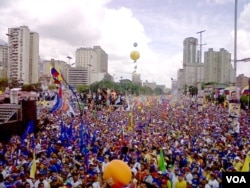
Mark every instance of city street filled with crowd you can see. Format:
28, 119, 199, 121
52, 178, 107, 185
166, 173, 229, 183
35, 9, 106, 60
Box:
0, 91, 249, 188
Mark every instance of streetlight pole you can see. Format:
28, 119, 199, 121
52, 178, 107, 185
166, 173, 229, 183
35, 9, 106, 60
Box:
120, 76, 123, 93
196, 30, 206, 64
112, 74, 115, 90
196, 30, 206, 91
66, 56, 72, 65
234, 0, 238, 84
87, 64, 92, 92
232, 57, 250, 87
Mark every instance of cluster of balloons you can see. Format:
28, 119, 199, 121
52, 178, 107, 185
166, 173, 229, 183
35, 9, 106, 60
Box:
130, 42, 140, 75
103, 160, 132, 188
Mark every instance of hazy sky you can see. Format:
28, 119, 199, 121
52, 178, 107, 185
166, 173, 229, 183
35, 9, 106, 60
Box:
0, 0, 249, 87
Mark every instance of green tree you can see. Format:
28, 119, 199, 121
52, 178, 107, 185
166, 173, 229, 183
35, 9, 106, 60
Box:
48, 84, 56, 90
0, 78, 8, 91
241, 95, 250, 109
217, 94, 226, 104
21, 84, 33, 92
189, 86, 198, 96
76, 85, 89, 93
140, 86, 153, 95
154, 87, 164, 95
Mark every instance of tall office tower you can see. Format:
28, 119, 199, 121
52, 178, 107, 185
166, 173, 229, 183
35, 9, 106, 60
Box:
7, 26, 39, 84
0, 44, 8, 79
75, 46, 108, 84
29, 32, 39, 84
75, 46, 108, 72
177, 69, 184, 93
183, 37, 198, 65
182, 37, 204, 87
93, 46, 108, 73
204, 48, 233, 84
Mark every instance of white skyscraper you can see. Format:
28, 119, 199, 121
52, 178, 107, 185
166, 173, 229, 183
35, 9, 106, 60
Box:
7, 26, 39, 85
182, 37, 204, 88
204, 48, 233, 84
183, 37, 198, 65
29, 32, 39, 84
75, 46, 108, 84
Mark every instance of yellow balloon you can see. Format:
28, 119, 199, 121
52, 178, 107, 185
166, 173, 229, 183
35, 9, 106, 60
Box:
130, 50, 140, 62
103, 160, 132, 185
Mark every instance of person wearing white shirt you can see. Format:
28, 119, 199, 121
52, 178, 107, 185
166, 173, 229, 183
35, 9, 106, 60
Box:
34, 174, 50, 188
233, 120, 240, 138
0, 163, 7, 180
20, 174, 34, 188
208, 174, 219, 188
69, 173, 82, 188
143, 169, 153, 185
185, 170, 193, 185
171, 173, 179, 188
132, 161, 141, 172
92, 176, 101, 188
0, 173, 6, 188
201, 177, 211, 188
101, 157, 110, 173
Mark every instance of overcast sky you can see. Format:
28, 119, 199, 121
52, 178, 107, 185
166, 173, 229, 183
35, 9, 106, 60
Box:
0, 0, 249, 87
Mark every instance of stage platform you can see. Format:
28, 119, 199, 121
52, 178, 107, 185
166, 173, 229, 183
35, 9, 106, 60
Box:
0, 104, 21, 124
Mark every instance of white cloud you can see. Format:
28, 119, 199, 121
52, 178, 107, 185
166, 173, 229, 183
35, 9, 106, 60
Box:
0, 0, 249, 88
204, 0, 234, 5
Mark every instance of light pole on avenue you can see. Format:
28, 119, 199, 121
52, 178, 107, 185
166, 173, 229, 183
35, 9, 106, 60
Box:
234, 0, 238, 84
196, 30, 206, 64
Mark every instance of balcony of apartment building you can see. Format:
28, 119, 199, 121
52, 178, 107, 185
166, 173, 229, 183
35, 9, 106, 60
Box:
11, 55, 18, 59
11, 64, 18, 69
11, 72, 18, 77
11, 39, 18, 43
11, 68, 18, 73
12, 49, 18, 53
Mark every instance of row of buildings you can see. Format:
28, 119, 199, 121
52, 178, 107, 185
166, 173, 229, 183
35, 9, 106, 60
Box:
1, 26, 248, 94
172, 37, 249, 94
0, 25, 153, 90
0, 26, 111, 87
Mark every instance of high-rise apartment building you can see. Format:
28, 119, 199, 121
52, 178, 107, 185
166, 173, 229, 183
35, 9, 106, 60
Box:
182, 37, 204, 88
177, 69, 184, 92
93, 46, 108, 73
0, 44, 8, 79
7, 26, 39, 84
29, 32, 39, 84
75, 46, 108, 85
183, 37, 198, 65
75, 46, 108, 72
204, 48, 233, 84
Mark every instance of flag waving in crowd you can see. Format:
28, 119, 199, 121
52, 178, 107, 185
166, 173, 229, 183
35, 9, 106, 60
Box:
51, 66, 63, 84
49, 84, 62, 113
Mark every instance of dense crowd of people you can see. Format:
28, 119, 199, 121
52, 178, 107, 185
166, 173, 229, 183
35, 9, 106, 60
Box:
0, 92, 249, 188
